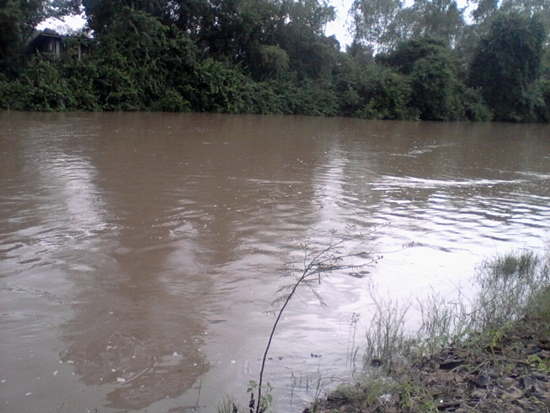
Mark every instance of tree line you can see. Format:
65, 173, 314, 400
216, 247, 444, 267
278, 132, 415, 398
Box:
0, 0, 549, 122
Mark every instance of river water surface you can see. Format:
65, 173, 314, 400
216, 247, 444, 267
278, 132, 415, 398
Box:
1, 112, 550, 413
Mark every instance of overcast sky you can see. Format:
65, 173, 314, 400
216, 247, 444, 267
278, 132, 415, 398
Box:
325, 0, 355, 47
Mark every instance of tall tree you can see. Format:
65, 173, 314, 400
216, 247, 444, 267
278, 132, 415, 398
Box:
275, 0, 337, 77
464, 0, 550, 61
407, 0, 464, 47
351, 0, 464, 53
350, 0, 403, 53
88, 7, 198, 110
377, 37, 466, 120
469, 12, 547, 121
81, 0, 170, 33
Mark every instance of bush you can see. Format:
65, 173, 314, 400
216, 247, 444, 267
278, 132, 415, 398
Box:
361, 67, 414, 120
0, 60, 76, 111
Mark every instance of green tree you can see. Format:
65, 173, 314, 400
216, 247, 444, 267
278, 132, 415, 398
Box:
251, 44, 289, 80
377, 37, 469, 120
81, 0, 170, 33
363, 66, 413, 119
351, 0, 465, 53
274, 0, 338, 78
469, 12, 547, 121
407, 0, 464, 47
350, 0, 403, 53
88, 7, 197, 110
193, 0, 280, 72
470, 0, 498, 23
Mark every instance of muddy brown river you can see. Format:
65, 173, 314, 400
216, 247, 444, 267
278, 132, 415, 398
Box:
1, 112, 550, 413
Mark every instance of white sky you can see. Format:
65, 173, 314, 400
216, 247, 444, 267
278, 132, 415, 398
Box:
37, 14, 87, 34
325, 0, 356, 47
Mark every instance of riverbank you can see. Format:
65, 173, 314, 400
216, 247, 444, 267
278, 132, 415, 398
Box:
313, 250, 550, 413
314, 316, 550, 412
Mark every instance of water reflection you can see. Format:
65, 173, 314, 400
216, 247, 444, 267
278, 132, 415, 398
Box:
1, 113, 550, 413
57, 120, 212, 410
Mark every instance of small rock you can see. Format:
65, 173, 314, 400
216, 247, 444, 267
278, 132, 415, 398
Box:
339, 405, 359, 413
471, 390, 486, 399
472, 371, 490, 387
501, 386, 523, 401
500, 377, 517, 387
327, 389, 349, 403
439, 358, 463, 370
531, 371, 547, 380
521, 375, 538, 391
538, 338, 550, 350
379, 393, 393, 404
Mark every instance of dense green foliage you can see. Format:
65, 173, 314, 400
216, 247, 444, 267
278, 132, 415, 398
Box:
0, 0, 77, 72
0, 0, 549, 121
469, 12, 547, 121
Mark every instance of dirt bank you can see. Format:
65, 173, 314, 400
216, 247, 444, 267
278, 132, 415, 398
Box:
313, 318, 550, 413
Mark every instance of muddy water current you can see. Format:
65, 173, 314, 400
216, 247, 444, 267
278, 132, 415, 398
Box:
1, 112, 550, 413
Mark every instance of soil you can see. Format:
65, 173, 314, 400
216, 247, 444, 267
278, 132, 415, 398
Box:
312, 320, 550, 413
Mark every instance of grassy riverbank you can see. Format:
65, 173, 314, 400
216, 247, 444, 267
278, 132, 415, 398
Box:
217, 246, 550, 413
314, 249, 550, 413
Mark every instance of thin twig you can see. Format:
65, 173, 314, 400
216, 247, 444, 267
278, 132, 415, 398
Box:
255, 229, 377, 413
196, 357, 205, 410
